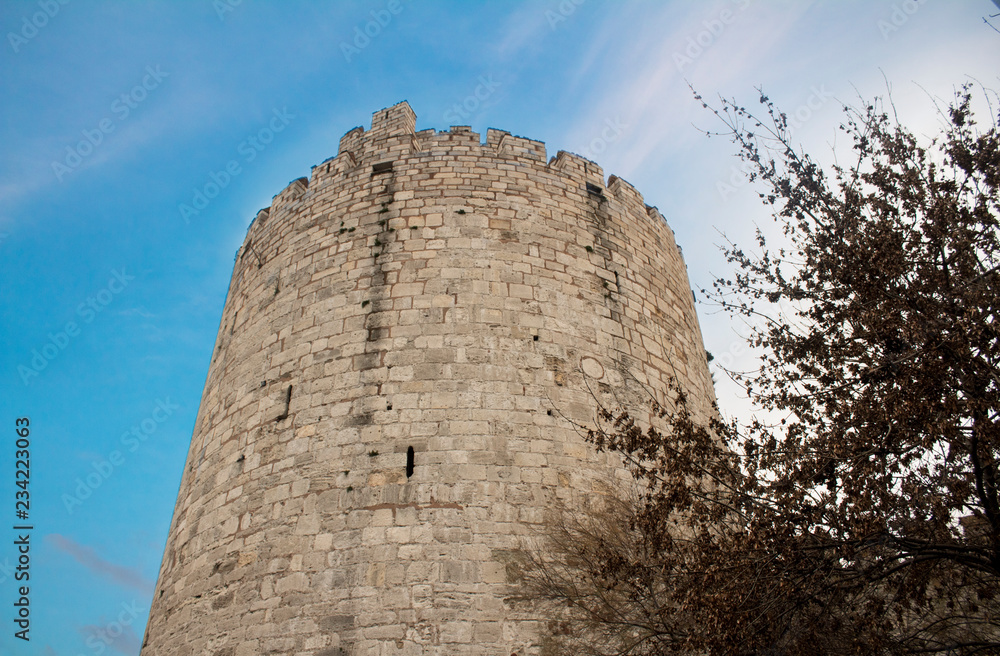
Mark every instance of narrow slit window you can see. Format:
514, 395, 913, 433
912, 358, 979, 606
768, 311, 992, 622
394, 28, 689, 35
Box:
586, 182, 604, 196
276, 384, 292, 422
406, 446, 414, 478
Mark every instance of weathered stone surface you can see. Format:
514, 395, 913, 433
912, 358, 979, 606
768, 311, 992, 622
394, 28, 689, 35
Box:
142, 101, 714, 655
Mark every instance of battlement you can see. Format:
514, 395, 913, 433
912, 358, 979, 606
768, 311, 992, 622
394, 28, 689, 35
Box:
338, 126, 365, 157
550, 150, 605, 186
275, 102, 686, 272
316, 101, 663, 214
371, 100, 416, 136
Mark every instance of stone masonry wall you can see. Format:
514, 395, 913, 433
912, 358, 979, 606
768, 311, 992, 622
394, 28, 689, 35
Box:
141, 101, 715, 656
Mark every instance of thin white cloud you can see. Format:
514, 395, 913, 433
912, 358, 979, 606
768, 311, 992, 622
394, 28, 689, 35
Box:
495, 1, 551, 58
47, 534, 154, 595
119, 307, 155, 319
560, 2, 815, 182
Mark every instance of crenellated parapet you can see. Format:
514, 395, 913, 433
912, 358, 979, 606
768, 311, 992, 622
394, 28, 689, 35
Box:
265, 101, 676, 258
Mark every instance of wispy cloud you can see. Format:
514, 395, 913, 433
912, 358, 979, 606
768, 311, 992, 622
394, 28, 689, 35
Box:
556, 2, 816, 180
0, 169, 51, 206
495, 2, 550, 58
47, 534, 154, 595
119, 307, 155, 319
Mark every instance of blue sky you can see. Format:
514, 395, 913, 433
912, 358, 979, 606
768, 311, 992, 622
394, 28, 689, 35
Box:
0, 1, 996, 654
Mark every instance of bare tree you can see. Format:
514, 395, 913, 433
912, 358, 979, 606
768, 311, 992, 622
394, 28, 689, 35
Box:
521, 85, 1000, 655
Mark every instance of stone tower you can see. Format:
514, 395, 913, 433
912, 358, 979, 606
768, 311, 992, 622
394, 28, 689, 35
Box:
141, 101, 714, 655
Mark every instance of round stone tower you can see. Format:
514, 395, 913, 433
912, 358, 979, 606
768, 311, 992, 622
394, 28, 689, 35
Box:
142, 101, 714, 655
